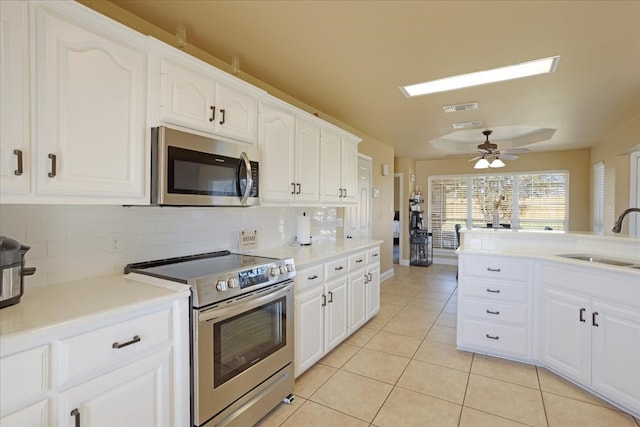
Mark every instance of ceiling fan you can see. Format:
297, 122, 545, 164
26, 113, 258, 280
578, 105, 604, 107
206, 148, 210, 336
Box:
467, 130, 529, 169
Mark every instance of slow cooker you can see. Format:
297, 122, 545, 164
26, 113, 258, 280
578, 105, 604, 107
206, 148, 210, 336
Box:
0, 236, 36, 309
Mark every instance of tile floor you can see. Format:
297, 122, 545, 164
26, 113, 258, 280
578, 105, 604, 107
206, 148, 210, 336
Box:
257, 264, 640, 427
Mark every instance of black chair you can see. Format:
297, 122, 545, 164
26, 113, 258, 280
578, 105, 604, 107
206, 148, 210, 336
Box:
455, 224, 461, 280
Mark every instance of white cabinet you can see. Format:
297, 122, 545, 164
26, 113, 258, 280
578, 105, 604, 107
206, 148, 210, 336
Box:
30, 1, 149, 204
457, 254, 533, 359
59, 349, 171, 427
258, 98, 321, 204
0, 1, 30, 196
294, 245, 380, 377
154, 40, 263, 144
320, 128, 359, 204
539, 261, 640, 415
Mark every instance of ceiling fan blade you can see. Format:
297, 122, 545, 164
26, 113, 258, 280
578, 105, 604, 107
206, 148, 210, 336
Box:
445, 153, 477, 158
500, 148, 530, 154
467, 156, 482, 162
500, 154, 519, 160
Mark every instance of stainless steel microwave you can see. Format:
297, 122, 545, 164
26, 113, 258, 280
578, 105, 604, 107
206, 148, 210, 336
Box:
151, 127, 259, 207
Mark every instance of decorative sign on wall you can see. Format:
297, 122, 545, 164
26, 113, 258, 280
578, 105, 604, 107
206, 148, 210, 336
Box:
239, 230, 258, 250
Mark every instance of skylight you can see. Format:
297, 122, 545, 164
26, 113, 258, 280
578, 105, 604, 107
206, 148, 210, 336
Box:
400, 55, 560, 97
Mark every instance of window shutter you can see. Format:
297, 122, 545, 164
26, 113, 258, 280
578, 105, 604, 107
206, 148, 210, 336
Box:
593, 162, 605, 232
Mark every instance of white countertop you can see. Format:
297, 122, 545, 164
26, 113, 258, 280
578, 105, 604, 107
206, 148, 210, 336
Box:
0, 274, 190, 350
243, 238, 383, 269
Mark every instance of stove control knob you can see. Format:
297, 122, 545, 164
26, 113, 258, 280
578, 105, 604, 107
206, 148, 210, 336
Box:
227, 277, 239, 288
279, 265, 285, 274
286, 264, 295, 273
270, 267, 280, 277
216, 280, 228, 292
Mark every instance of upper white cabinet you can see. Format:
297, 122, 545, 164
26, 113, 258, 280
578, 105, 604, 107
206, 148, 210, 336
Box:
0, 1, 30, 197
32, 1, 149, 203
152, 39, 264, 144
320, 128, 359, 204
258, 97, 321, 204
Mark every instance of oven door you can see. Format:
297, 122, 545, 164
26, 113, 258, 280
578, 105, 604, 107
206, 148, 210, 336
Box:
194, 281, 293, 426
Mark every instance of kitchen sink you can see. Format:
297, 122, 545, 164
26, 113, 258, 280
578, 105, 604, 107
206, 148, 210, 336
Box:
556, 254, 635, 267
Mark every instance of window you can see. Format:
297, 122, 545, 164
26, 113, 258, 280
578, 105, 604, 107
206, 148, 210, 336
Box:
429, 171, 569, 250
593, 162, 604, 232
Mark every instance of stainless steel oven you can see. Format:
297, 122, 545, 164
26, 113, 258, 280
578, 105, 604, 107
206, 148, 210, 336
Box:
125, 251, 295, 427
151, 126, 259, 207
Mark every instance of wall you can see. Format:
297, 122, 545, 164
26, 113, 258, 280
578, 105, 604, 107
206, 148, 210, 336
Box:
590, 113, 640, 234
0, 205, 339, 288
79, 0, 396, 276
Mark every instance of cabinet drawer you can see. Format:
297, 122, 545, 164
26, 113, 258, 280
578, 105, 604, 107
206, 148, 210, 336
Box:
59, 308, 172, 384
0, 346, 49, 414
325, 258, 348, 281
461, 299, 528, 325
348, 252, 367, 270
459, 319, 529, 358
462, 279, 528, 303
295, 264, 324, 291
462, 256, 530, 282
366, 247, 380, 264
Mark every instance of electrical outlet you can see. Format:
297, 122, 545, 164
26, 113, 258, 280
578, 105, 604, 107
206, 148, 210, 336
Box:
109, 232, 122, 253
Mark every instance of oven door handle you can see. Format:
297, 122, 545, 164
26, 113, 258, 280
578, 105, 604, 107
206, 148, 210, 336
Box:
239, 151, 253, 205
199, 283, 292, 323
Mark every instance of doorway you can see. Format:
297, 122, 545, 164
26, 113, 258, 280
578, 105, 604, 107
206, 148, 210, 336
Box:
345, 155, 372, 239
393, 173, 403, 264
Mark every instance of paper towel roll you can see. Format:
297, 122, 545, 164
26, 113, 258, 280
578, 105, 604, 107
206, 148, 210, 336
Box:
297, 214, 311, 245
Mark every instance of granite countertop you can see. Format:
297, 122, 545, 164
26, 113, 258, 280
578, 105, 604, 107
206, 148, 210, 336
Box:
243, 238, 383, 269
0, 274, 190, 350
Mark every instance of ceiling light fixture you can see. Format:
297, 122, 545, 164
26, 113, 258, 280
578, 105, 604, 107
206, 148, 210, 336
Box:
490, 158, 505, 168
474, 156, 506, 169
400, 55, 560, 97
473, 158, 490, 169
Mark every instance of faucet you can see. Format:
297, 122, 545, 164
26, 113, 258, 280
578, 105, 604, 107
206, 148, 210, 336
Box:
611, 208, 640, 233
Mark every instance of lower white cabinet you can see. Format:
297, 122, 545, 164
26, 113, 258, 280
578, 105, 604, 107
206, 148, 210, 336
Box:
59, 349, 171, 427
539, 262, 640, 416
1, 400, 49, 427
294, 244, 380, 377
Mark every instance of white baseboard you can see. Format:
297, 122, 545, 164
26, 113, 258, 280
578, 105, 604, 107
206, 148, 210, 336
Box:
400, 258, 410, 266
380, 268, 394, 282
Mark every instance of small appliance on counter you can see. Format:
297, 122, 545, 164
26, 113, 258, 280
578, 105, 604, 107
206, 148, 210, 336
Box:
0, 236, 36, 309
296, 212, 312, 245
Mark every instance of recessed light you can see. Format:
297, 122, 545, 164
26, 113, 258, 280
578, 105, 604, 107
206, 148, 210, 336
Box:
400, 55, 560, 97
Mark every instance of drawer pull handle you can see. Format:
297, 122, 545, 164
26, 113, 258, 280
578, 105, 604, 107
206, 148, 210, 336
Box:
296, 183, 301, 194
487, 267, 501, 272
328, 291, 333, 303
486, 309, 500, 315
219, 108, 226, 125
13, 149, 23, 175
368, 272, 372, 281
291, 182, 296, 195
334, 266, 344, 271
308, 274, 318, 280
486, 288, 501, 293
322, 294, 327, 307
209, 106, 216, 122
70, 408, 80, 427
356, 259, 364, 263
48, 153, 57, 178
579, 308, 586, 322
372, 253, 379, 257
592, 311, 599, 327
485, 334, 500, 340
112, 335, 141, 349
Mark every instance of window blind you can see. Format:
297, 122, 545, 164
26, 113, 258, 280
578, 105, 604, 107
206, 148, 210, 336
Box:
593, 162, 604, 232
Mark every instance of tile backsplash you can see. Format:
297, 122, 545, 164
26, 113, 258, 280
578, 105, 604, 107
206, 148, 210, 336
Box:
0, 204, 340, 287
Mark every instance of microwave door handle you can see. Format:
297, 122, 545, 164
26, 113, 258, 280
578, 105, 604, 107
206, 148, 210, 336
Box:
239, 151, 253, 205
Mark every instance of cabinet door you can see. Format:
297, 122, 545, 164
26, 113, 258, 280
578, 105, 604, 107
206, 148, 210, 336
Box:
59, 349, 171, 427
294, 117, 321, 203
258, 104, 295, 202
591, 301, 640, 414
34, 5, 148, 202
325, 277, 349, 352
348, 270, 367, 334
0, 1, 30, 197
1, 400, 49, 427
214, 82, 258, 143
540, 288, 591, 384
294, 285, 325, 377
319, 128, 342, 203
340, 137, 359, 203
160, 59, 216, 133
365, 263, 381, 320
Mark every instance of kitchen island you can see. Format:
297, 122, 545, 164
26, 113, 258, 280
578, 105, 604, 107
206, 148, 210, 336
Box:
457, 229, 640, 418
